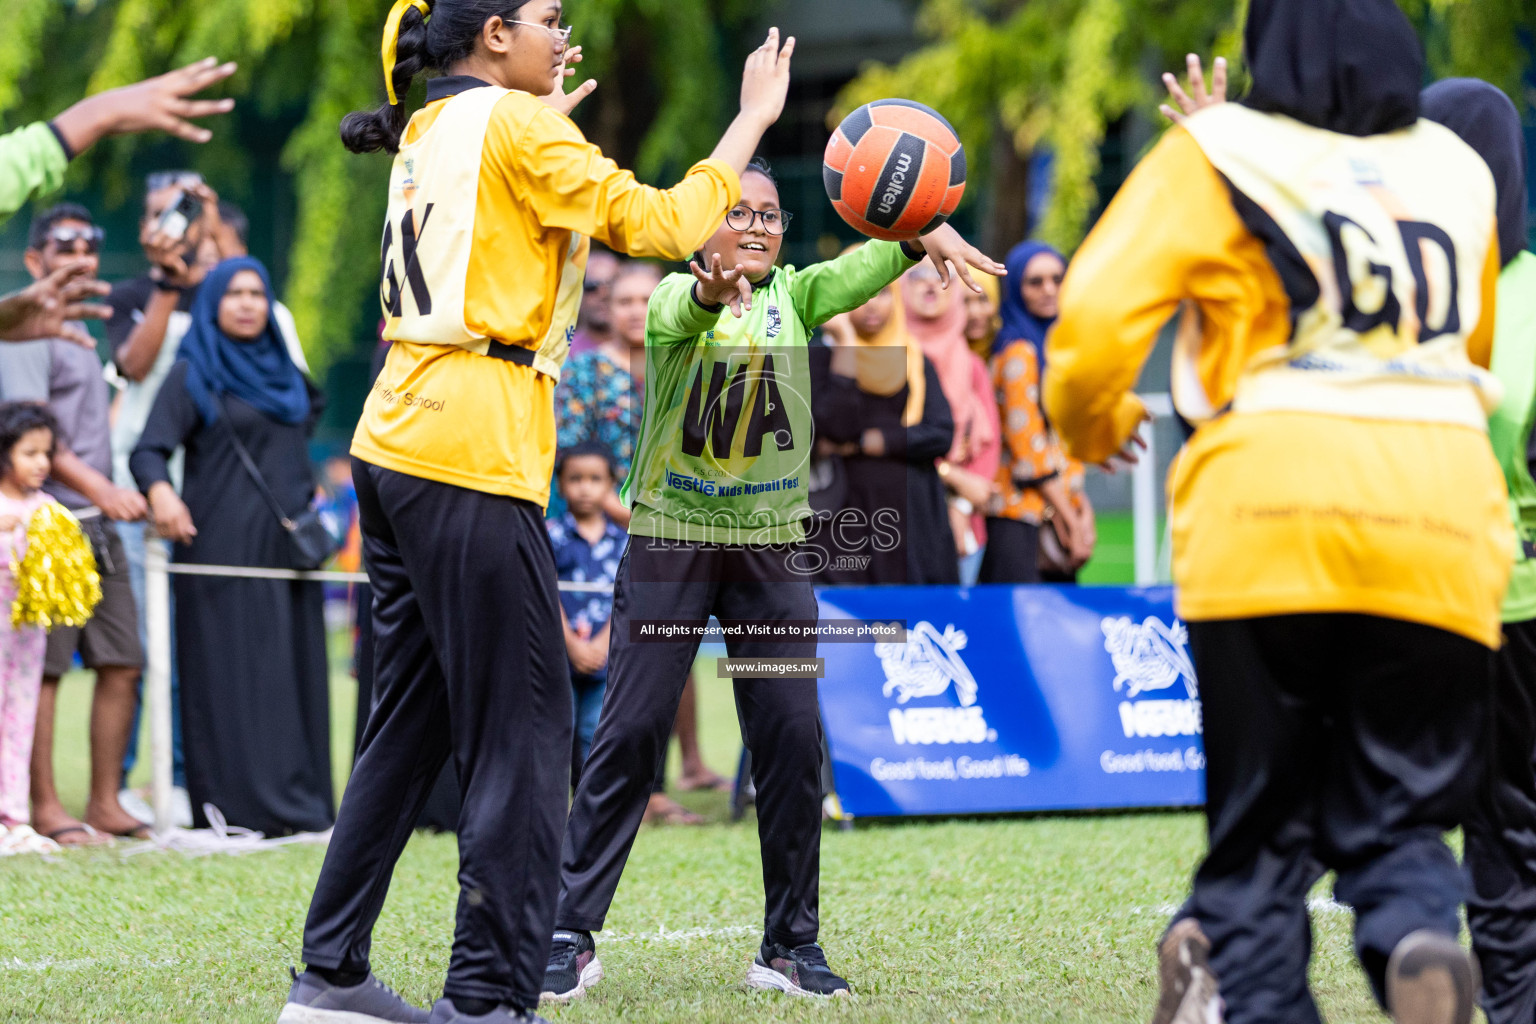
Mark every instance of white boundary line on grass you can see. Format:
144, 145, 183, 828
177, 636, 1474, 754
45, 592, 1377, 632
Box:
590, 925, 760, 944
0, 928, 761, 972
1144, 898, 1350, 917
2, 956, 181, 972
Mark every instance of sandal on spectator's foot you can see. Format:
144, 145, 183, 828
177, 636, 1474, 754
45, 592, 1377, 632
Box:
0, 825, 63, 855
91, 821, 152, 840
43, 823, 111, 847
642, 795, 705, 826
676, 771, 732, 792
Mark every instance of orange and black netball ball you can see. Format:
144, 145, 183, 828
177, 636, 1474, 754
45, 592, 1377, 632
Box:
823, 99, 966, 242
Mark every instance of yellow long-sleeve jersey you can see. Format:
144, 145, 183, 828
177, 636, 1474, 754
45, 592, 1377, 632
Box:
352, 76, 740, 505
1046, 108, 1511, 647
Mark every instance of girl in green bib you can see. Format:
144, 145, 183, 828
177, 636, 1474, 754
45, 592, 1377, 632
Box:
542, 156, 1001, 1001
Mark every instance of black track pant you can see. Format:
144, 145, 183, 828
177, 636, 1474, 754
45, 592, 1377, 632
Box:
556, 539, 823, 947
302, 459, 571, 1009
1465, 617, 1536, 1024
1186, 614, 1492, 1024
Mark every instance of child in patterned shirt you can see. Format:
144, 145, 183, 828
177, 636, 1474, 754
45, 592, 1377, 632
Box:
546, 441, 626, 779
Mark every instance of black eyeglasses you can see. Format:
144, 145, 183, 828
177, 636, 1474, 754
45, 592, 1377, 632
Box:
725, 206, 792, 236
47, 226, 104, 253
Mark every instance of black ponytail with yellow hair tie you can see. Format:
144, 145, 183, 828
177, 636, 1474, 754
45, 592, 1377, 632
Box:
340, 0, 537, 155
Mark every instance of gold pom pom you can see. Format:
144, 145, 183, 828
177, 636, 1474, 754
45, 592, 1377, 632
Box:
11, 503, 102, 630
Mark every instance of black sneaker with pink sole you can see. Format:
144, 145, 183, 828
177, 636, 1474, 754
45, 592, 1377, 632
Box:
539, 930, 603, 1004
745, 941, 851, 998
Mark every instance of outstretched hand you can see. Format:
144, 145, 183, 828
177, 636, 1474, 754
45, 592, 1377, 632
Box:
542, 46, 597, 117
0, 263, 111, 348
689, 253, 754, 318
52, 57, 237, 154
908, 223, 1005, 295
1161, 54, 1227, 125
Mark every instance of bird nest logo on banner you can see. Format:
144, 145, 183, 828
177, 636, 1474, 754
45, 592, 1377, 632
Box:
1100, 616, 1202, 741
874, 622, 996, 746
816, 584, 1204, 816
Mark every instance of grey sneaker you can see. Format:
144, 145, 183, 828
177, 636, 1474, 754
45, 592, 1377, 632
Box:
1385, 930, 1480, 1024
1150, 917, 1222, 1024
426, 999, 550, 1023
277, 969, 430, 1024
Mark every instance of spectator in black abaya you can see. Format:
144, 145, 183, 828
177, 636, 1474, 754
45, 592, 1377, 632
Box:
131, 256, 332, 836
813, 276, 956, 585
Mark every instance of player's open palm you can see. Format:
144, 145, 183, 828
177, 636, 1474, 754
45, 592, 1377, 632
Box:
914, 223, 1006, 295
542, 46, 597, 116
739, 27, 795, 128
690, 253, 754, 318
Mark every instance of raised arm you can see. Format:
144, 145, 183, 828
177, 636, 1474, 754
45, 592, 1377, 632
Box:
0, 124, 68, 223
512, 31, 794, 261
1046, 129, 1244, 463
789, 241, 918, 329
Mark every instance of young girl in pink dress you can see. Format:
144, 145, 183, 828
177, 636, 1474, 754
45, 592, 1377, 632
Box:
0, 402, 64, 855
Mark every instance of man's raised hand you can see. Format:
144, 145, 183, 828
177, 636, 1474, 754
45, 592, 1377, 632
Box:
0, 263, 111, 348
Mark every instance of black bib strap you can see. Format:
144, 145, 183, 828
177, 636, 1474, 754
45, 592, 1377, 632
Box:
485, 340, 537, 368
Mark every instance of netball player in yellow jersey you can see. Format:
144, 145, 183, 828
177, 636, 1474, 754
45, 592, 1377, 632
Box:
277, 4, 794, 1023
1046, 2, 1507, 1024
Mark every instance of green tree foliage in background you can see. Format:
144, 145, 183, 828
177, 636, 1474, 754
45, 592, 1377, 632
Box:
0, 0, 765, 372
839, 0, 1535, 255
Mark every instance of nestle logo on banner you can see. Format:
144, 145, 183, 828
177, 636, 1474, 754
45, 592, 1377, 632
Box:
1101, 616, 1202, 739
876, 622, 997, 745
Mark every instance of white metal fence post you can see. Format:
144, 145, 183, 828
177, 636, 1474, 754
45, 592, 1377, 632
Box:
144, 533, 174, 835
1131, 394, 1175, 586
1131, 422, 1159, 586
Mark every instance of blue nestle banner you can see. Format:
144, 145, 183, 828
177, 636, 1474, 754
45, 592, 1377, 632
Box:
815, 585, 1205, 817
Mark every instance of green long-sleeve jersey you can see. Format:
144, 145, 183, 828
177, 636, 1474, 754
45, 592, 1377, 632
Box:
621, 239, 919, 545
0, 122, 67, 225
1489, 251, 1536, 622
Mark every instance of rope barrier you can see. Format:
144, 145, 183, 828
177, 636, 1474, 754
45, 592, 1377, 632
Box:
134, 391, 1174, 836
140, 542, 613, 834
160, 562, 611, 592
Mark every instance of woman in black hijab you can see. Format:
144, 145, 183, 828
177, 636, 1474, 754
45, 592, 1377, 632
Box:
1242, 0, 1422, 136
1047, 2, 1506, 1023
1423, 77, 1536, 1024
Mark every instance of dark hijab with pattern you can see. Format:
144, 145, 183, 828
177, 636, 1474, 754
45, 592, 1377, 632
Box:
1241, 0, 1423, 137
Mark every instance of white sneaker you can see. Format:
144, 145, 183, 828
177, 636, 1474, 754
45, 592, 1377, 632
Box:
171, 786, 193, 828
115, 786, 194, 828
117, 788, 154, 824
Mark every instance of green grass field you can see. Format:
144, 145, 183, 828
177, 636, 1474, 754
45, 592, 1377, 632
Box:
0, 621, 1427, 1024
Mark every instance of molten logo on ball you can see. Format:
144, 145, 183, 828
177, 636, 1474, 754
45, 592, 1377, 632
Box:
877, 152, 913, 216
824, 98, 966, 242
